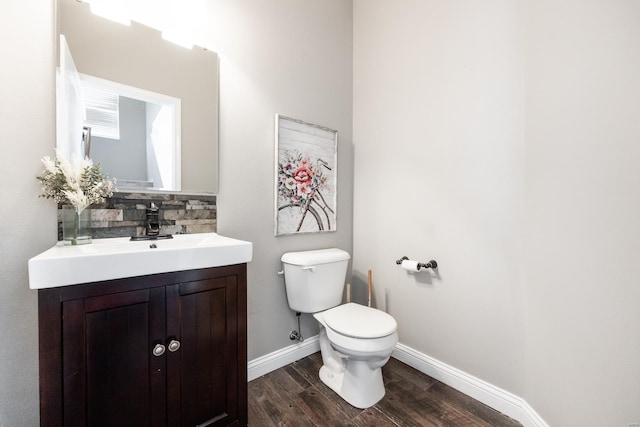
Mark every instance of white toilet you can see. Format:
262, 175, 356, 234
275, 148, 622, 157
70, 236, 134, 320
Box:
281, 248, 398, 409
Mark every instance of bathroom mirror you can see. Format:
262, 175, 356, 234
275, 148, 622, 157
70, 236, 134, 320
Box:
57, 0, 219, 194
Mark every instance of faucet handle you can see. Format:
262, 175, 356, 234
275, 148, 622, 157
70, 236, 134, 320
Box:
146, 203, 160, 236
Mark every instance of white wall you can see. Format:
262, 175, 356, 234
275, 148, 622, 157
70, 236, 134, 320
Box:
354, 0, 640, 425
207, 0, 354, 359
353, 0, 525, 394
523, 0, 640, 425
0, 1, 57, 425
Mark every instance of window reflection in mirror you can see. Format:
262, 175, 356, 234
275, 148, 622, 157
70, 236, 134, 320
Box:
80, 75, 181, 191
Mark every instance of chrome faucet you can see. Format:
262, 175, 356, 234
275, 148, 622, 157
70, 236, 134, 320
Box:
146, 202, 160, 236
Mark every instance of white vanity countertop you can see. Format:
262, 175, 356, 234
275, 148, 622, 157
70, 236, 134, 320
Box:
28, 233, 253, 289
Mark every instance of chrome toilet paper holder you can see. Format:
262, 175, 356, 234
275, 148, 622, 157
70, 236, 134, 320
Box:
395, 256, 438, 270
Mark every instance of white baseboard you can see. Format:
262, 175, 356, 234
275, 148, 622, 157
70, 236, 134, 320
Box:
520, 400, 550, 427
247, 335, 320, 381
247, 339, 548, 427
392, 343, 548, 427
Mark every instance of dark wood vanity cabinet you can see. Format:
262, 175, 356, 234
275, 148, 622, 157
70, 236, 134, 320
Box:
38, 264, 247, 427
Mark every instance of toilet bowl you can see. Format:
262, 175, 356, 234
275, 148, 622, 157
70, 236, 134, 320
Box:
313, 303, 398, 409
281, 248, 399, 408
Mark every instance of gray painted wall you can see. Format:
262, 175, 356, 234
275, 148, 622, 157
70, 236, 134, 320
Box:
208, 0, 354, 360
353, 0, 640, 426
523, 0, 640, 425
353, 0, 525, 397
0, 2, 56, 425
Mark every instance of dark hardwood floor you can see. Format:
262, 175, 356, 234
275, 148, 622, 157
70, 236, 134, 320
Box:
248, 352, 522, 426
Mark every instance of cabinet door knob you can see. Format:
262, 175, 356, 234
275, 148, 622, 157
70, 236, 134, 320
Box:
152, 343, 166, 357
168, 339, 181, 352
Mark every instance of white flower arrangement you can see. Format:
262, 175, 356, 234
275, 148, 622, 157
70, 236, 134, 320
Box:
37, 152, 115, 213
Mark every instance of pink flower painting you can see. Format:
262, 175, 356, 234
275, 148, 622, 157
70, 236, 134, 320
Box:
275, 116, 337, 235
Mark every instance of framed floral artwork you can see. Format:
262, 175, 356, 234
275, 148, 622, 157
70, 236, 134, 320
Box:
275, 115, 338, 235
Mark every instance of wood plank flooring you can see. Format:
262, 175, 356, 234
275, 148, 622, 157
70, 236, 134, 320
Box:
248, 352, 522, 426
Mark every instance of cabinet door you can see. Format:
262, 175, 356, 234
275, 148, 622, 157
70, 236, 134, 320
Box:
167, 275, 239, 426
62, 287, 166, 426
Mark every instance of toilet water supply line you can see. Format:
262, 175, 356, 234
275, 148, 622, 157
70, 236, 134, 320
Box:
277, 266, 305, 342
367, 270, 373, 307
290, 312, 304, 342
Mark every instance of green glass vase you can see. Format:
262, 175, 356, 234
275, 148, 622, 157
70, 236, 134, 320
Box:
61, 205, 92, 245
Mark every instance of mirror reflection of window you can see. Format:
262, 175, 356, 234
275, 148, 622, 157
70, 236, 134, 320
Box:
79, 75, 181, 191
83, 86, 120, 140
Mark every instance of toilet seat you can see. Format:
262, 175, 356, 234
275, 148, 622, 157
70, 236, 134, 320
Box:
323, 303, 397, 339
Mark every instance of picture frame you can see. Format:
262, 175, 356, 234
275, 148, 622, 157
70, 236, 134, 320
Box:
274, 115, 338, 236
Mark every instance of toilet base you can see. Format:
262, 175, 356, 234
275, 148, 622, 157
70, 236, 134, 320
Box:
318, 357, 386, 409
313, 309, 397, 409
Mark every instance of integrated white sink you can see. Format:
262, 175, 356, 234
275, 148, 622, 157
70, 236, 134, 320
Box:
28, 233, 253, 289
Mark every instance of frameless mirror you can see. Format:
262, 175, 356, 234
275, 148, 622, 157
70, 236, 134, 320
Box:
57, 0, 219, 194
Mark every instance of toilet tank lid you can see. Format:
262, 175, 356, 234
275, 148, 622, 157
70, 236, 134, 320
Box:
281, 248, 350, 265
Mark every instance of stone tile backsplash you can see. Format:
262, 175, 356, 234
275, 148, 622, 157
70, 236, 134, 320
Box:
57, 192, 217, 240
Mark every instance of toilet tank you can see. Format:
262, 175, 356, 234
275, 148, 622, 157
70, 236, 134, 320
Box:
281, 248, 350, 313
